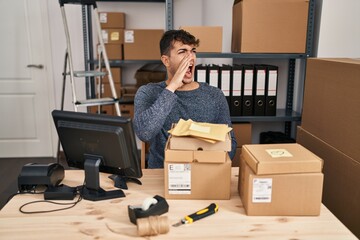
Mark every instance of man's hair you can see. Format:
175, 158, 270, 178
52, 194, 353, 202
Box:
160, 29, 200, 56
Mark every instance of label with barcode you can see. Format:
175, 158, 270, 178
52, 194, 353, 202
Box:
168, 164, 191, 194
252, 178, 272, 203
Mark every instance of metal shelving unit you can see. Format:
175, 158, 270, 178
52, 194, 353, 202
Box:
82, 0, 315, 136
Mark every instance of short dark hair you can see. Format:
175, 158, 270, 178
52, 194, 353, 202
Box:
160, 29, 200, 56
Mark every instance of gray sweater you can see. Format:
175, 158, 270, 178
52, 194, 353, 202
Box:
133, 81, 237, 168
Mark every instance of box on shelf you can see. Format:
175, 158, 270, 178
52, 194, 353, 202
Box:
101, 29, 124, 44
98, 44, 123, 60
302, 58, 360, 161
135, 63, 166, 87
96, 82, 121, 98
296, 126, 360, 238
99, 12, 125, 29
239, 143, 324, 216
231, 0, 309, 53
180, 26, 223, 52
164, 134, 231, 200
102, 67, 121, 84
123, 29, 164, 60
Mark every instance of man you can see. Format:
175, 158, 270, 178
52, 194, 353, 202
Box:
134, 29, 237, 168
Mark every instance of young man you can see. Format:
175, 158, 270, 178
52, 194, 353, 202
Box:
133, 29, 237, 168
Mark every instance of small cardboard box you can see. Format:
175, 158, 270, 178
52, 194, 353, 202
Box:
231, 0, 309, 53
99, 12, 125, 29
101, 29, 124, 44
239, 144, 324, 216
181, 26, 223, 53
98, 44, 123, 60
123, 29, 164, 60
164, 135, 231, 200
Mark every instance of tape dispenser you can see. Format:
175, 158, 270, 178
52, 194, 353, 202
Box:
128, 195, 169, 224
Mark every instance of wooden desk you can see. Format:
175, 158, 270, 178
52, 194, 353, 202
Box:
0, 168, 356, 240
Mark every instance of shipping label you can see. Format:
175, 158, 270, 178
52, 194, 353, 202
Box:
168, 164, 191, 194
252, 178, 272, 203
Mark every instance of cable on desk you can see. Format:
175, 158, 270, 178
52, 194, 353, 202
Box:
17, 185, 84, 214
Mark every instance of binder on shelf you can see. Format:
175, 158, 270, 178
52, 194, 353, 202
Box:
253, 64, 267, 116
230, 64, 242, 116
195, 64, 208, 83
265, 65, 279, 116
208, 64, 220, 88
242, 64, 254, 116
219, 64, 232, 107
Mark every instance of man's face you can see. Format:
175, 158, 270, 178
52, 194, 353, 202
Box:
167, 41, 197, 84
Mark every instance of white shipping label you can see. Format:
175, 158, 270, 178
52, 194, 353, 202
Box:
252, 178, 272, 203
168, 164, 191, 194
124, 30, 134, 43
101, 30, 109, 43
99, 13, 107, 23
266, 149, 293, 158
221, 70, 230, 96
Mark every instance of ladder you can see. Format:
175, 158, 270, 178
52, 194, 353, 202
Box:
59, 0, 121, 116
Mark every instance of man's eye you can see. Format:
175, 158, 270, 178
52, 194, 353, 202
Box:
192, 50, 197, 53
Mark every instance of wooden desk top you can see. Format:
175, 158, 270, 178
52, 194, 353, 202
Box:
0, 168, 356, 240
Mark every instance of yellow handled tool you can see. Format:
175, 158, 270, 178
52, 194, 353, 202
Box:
172, 203, 219, 227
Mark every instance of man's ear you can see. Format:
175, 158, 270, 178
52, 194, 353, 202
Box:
161, 55, 170, 67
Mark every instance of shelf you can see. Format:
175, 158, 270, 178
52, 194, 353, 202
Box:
230, 109, 301, 123
196, 52, 308, 59
90, 59, 161, 67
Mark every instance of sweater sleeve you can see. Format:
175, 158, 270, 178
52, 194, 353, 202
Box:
133, 85, 177, 142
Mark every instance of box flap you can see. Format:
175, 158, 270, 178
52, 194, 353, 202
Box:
242, 144, 323, 175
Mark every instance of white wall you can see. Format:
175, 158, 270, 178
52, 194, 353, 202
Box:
46, 0, 360, 143
316, 0, 360, 57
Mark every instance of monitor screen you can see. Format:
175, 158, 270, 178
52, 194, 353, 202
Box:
52, 110, 142, 201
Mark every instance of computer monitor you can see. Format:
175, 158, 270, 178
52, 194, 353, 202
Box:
52, 110, 142, 201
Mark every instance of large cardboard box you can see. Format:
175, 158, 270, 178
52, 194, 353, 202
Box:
169, 133, 231, 152
164, 136, 231, 200
231, 0, 309, 53
99, 12, 125, 29
181, 26, 222, 52
239, 144, 324, 216
296, 126, 360, 238
302, 58, 360, 162
123, 29, 164, 60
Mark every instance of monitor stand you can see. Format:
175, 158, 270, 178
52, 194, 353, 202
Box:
109, 174, 142, 190
82, 158, 125, 201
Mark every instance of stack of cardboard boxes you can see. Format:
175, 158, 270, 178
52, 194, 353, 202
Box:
296, 58, 360, 237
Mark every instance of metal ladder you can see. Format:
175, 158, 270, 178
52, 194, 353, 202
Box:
59, 0, 121, 115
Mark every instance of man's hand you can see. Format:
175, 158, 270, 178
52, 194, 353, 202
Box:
166, 54, 192, 92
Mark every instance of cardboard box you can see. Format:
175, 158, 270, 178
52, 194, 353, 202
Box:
101, 29, 124, 44
302, 58, 360, 162
232, 123, 252, 147
96, 82, 121, 98
123, 29, 164, 60
120, 104, 134, 118
231, 0, 309, 53
297, 126, 360, 238
98, 44, 123, 60
181, 26, 222, 52
102, 67, 121, 84
88, 105, 114, 116
239, 144, 324, 216
99, 12, 125, 29
164, 136, 231, 200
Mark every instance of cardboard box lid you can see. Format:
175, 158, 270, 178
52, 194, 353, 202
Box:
242, 144, 323, 175
165, 138, 227, 164
169, 133, 231, 151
